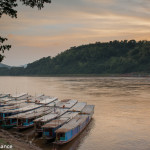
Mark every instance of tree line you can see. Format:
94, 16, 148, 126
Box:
0, 40, 150, 75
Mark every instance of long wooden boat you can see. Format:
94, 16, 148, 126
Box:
0, 97, 13, 103
0, 99, 28, 107
42, 112, 79, 140
2, 109, 37, 129
0, 95, 52, 121
15, 107, 54, 130
41, 102, 87, 140
0, 95, 14, 107
1, 99, 58, 129
54, 105, 95, 145
0, 93, 32, 107
0, 103, 41, 121
11, 98, 58, 130
0, 103, 29, 121
0, 98, 14, 107
34, 108, 68, 134
0, 94, 10, 98
0, 102, 30, 113
33, 99, 78, 134
2, 107, 53, 129
11, 93, 28, 99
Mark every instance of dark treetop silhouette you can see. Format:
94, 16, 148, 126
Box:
0, 0, 51, 62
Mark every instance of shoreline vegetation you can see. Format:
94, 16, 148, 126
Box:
0, 73, 150, 77
0, 40, 150, 76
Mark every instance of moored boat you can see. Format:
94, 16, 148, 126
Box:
11, 93, 28, 99
0, 103, 41, 121
0, 92, 95, 145
0, 97, 13, 103
0, 99, 28, 107
2, 106, 55, 129
54, 105, 94, 145
14, 107, 54, 130
2, 110, 36, 129
0, 94, 10, 98
0, 102, 30, 113
0, 96, 58, 123
34, 108, 68, 134
42, 112, 79, 140
0, 93, 32, 107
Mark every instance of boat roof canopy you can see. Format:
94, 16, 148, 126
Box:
0, 94, 10, 98
42, 112, 78, 128
80, 105, 95, 114
11, 93, 28, 98
55, 115, 89, 133
68, 102, 87, 112
3, 103, 41, 113
36, 97, 58, 104
42, 117, 69, 128
34, 108, 68, 123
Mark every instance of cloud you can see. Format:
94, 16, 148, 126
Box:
1, 0, 150, 65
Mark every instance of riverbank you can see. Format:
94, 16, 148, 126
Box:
0, 129, 41, 150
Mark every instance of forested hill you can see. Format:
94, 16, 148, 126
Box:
0, 40, 150, 76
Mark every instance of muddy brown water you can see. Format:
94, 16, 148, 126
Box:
1, 76, 150, 150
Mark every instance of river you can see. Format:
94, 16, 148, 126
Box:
1, 76, 150, 150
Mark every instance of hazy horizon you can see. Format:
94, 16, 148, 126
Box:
1, 0, 150, 66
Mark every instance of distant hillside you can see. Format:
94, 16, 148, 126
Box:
0, 63, 11, 68
0, 40, 150, 76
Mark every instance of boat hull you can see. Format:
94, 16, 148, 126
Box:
1, 124, 16, 129
14, 124, 34, 130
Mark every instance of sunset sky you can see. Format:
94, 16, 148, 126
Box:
1, 0, 150, 66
